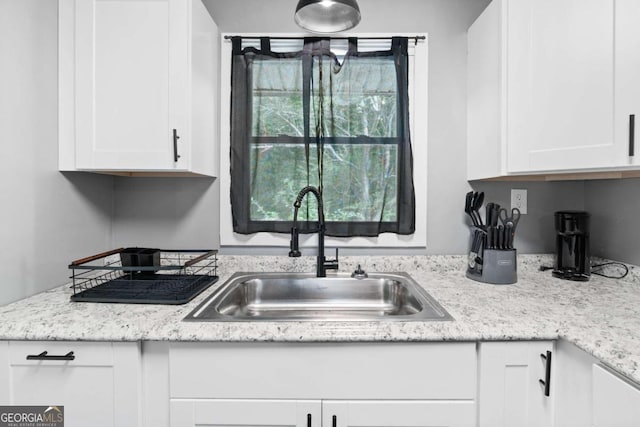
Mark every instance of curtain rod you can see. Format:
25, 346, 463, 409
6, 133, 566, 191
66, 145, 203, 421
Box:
223, 35, 425, 42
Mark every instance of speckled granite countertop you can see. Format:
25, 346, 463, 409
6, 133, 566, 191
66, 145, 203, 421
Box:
0, 255, 639, 384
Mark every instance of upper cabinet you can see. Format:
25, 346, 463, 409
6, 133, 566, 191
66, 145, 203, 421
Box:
59, 0, 219, 177
614, 0, 640, 169
467, 0, 640, 180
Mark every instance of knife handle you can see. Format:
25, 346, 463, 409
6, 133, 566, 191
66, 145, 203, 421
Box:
497, 225, 504, 249
505, 224, 513, 249
492, 204, 501, 226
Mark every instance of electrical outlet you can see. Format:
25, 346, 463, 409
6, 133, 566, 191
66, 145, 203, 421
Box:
511, 189, 527, 214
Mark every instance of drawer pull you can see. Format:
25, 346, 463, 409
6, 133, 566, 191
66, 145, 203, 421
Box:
26, 351, 75, 361
307, 413, 311, 427
173, 129, 181, 162
539, 351, 552, 397
332, 415, 337, 427
630, 115, 636, 157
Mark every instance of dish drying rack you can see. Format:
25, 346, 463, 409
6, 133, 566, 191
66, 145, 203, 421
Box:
68, 248, 218, 304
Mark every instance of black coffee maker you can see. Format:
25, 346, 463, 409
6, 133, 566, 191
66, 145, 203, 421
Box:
553, 211, 590, 281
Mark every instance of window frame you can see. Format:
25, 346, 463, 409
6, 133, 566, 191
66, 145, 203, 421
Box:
219, 33, 428, 250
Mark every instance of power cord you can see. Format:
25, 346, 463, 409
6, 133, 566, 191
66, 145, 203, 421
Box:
538, 262, 629, 279
591, 262, 629, 279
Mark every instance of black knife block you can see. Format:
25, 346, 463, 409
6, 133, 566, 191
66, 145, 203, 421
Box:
466, 249, 517, 285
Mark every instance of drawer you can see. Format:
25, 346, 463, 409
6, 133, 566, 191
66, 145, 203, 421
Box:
0, 341, 141, 427
170, 342, 477, 400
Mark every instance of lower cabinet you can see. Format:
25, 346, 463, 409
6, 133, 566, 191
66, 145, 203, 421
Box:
169, 399, 321, 427
169, 399, 475, 427
164, 342, 478, 427
592, 364, 640, 427
553, 339, 598, 426
4, 338, 639, 427
0, 341, 141, 427
554, 339, 640, 427
478, 341, 554, 427
323, 400, 475, 427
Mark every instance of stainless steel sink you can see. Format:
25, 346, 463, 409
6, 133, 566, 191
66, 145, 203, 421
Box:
183, 272, 453, 321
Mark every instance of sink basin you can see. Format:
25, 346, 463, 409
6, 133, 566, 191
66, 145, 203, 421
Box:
183, 272, 453, 321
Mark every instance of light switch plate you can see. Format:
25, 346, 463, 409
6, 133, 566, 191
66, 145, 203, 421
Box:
511, 189, 527, 214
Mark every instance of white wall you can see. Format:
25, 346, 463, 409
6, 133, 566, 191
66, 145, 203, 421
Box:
469, 181, 585, 254
585, 178, 640, 265
112, 177, 219, 250
0, 0, 114, 305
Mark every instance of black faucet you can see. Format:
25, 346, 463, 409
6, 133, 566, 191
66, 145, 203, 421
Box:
288, 186, 339, 277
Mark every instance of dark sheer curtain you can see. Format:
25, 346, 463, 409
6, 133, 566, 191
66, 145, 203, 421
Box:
230, 36, 415, 237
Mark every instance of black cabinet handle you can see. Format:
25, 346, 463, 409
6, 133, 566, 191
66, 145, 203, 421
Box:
307, 413, 311, 427
173, 129, 181, 162
332, 415, 337, 427
630, 115, 635, 157
26, 351, 75, 361
539, 351, 552, 397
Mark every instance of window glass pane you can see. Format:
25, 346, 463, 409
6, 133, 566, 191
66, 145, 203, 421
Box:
252, 59, 304, 137
250, 143, 320, 221
311, 56, 397, 138
322, 144, 398, 222
249, 144, 397, 222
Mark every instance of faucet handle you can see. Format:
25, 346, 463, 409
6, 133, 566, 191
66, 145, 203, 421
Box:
323, 248, 339, 271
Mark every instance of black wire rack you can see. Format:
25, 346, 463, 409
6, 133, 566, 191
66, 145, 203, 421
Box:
68, 248, 218, 304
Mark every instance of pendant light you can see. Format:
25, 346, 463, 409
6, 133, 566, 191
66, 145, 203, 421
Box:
294, 0, 361, 33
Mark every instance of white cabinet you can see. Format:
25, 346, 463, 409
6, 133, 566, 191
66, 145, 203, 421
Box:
170, 399, 321, 427
59, 0, 219, 177
169, 399, 474, 427
614, 0, 640, 168
323, 400, 475, 427
477, 341, 553, 427
506, 0, 616, 173
592, 364, 640, 427
162, 342, 477, 427
532, 339, 640, 427
0, 341, 141, 427
467, 0, 640, 179
13, 339, 632, 427
553, 339, 598, 427
168, 342, 476, 400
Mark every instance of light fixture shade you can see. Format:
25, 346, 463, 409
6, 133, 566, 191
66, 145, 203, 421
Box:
294, 0, 361, 33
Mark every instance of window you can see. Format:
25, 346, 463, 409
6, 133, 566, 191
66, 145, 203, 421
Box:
225, 36, 425, 243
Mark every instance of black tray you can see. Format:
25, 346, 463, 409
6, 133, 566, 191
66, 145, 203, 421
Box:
70, 273, 219, 305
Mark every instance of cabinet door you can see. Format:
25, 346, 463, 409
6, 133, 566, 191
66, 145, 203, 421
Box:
322, 401, 474, 427
615, 0, 640, 167
553, 339, 598, 427
466, 0, 506, 180
507, 0, 617, 172
169, 399, 321, 427
478, 341, 553, 427
0, 341, 140, 427
73, 0, 188, 171
592, 364, 640, 427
